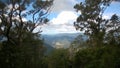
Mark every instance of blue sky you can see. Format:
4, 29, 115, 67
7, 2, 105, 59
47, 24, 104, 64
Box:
33, 0, 120, 34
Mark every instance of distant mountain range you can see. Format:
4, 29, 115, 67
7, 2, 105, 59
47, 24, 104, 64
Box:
0, 33, 87, 53
41, 33, 86, 51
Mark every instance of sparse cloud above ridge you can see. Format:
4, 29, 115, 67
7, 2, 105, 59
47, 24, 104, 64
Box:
35, 0, 120, 34
51, 0, 78, 13
41, 11, 79, 34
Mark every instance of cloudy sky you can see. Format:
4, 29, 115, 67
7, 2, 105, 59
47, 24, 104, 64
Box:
37, 0, 120, 34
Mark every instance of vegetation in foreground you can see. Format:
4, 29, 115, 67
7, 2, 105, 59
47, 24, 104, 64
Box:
0, 0, 120, 68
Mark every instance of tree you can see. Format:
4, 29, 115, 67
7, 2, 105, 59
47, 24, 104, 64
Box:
0, 0, 53, 68
43, 49, 71, 68
0, 0, 53, 45
73, 1, 120, 67
73, 46, 120, 68
74, 0, 119, 46
105, 14, 120, 45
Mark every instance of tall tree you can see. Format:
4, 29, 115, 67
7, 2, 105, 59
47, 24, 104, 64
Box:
0, 0, 53, 68
74, 0, 120, 46
0, 0, 53, 45
105, 14, 120, 45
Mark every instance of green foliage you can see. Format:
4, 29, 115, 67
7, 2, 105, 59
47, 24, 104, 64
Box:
40, 45, 120, 68
0, 0, 5, 9
72, 0, 120, 68
71, 34, 88, 50
0, 0, 120, 68
73, 46, 120, 68
0, 0, 53, 68
42, 49, 72, 68
0, 32, 45, 68
74, 0, 120, 46
105, 14, 120, 45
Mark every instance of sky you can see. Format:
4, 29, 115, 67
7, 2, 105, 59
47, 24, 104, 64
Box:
33, 0, 120, 34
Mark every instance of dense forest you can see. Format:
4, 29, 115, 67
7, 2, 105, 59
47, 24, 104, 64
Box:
0, 0, 120, 68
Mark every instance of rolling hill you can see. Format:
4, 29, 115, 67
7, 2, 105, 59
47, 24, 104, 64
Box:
41, 33, 82, 49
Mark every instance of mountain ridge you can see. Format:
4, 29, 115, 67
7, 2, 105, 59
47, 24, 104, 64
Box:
41, 33, 81, 49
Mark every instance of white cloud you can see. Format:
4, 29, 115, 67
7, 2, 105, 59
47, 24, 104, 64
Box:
41, 11, 79, 34
51, 0, 78, 13
33, 0, 83, 34
51, 11, 77, 25
103, 14, 112, 19
103, 13, 120, 19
